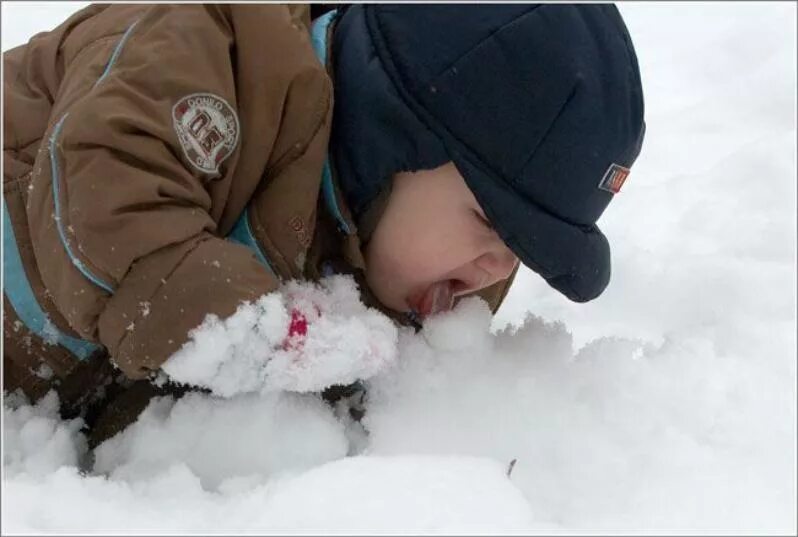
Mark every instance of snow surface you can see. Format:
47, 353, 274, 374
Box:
2, 2, 796, 534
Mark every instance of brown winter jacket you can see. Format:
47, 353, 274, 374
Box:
3, 4, 515, 436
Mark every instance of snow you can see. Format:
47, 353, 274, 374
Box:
368, 299, 795, 530
3, 392, 87, 478
6, 455, 534, 533
92, 391, 349, 490
162, 275, 398, 396
2, 2, 796, 534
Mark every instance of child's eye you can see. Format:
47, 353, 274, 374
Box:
474, 209, 494, 231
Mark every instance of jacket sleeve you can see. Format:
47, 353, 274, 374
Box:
24, 5, 288, 379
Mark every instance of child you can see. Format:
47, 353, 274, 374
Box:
3, 4, 645, 446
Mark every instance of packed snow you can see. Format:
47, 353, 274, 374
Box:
2, 2, 796, 534
163, 276, 398, 396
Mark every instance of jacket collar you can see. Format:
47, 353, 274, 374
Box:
311, 11, 356, 237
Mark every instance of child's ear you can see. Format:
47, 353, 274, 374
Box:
356, 179, 394, 247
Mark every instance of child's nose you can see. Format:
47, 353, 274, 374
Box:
476, 245, 519, 284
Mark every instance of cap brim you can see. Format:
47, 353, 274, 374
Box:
452, 154, 611, 303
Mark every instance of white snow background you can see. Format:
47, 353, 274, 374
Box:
2, 2, 796, 534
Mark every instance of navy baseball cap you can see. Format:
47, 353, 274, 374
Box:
332, 4, 646, 302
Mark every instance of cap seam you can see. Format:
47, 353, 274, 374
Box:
427, 5, 542, 83
367, 6, 513, 187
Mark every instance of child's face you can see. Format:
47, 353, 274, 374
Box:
364, 162, 519, 319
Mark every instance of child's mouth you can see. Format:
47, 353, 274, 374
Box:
409, 280, 455, 319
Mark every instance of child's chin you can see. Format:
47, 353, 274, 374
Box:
365, 279, 408, 314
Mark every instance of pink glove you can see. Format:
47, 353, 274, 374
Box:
281, 308, 310, 350
162, 275, 399, 397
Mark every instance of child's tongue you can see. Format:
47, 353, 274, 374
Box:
419, 280, 454, 318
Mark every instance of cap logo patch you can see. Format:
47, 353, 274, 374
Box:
172, 93, 240, 177
598, 163, 630, 194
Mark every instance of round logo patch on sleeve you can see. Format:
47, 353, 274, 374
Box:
172, 92, 240, 177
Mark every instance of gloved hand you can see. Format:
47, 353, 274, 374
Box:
161, 275, 399, 397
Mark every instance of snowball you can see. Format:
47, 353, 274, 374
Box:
421, 296, 494, 352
